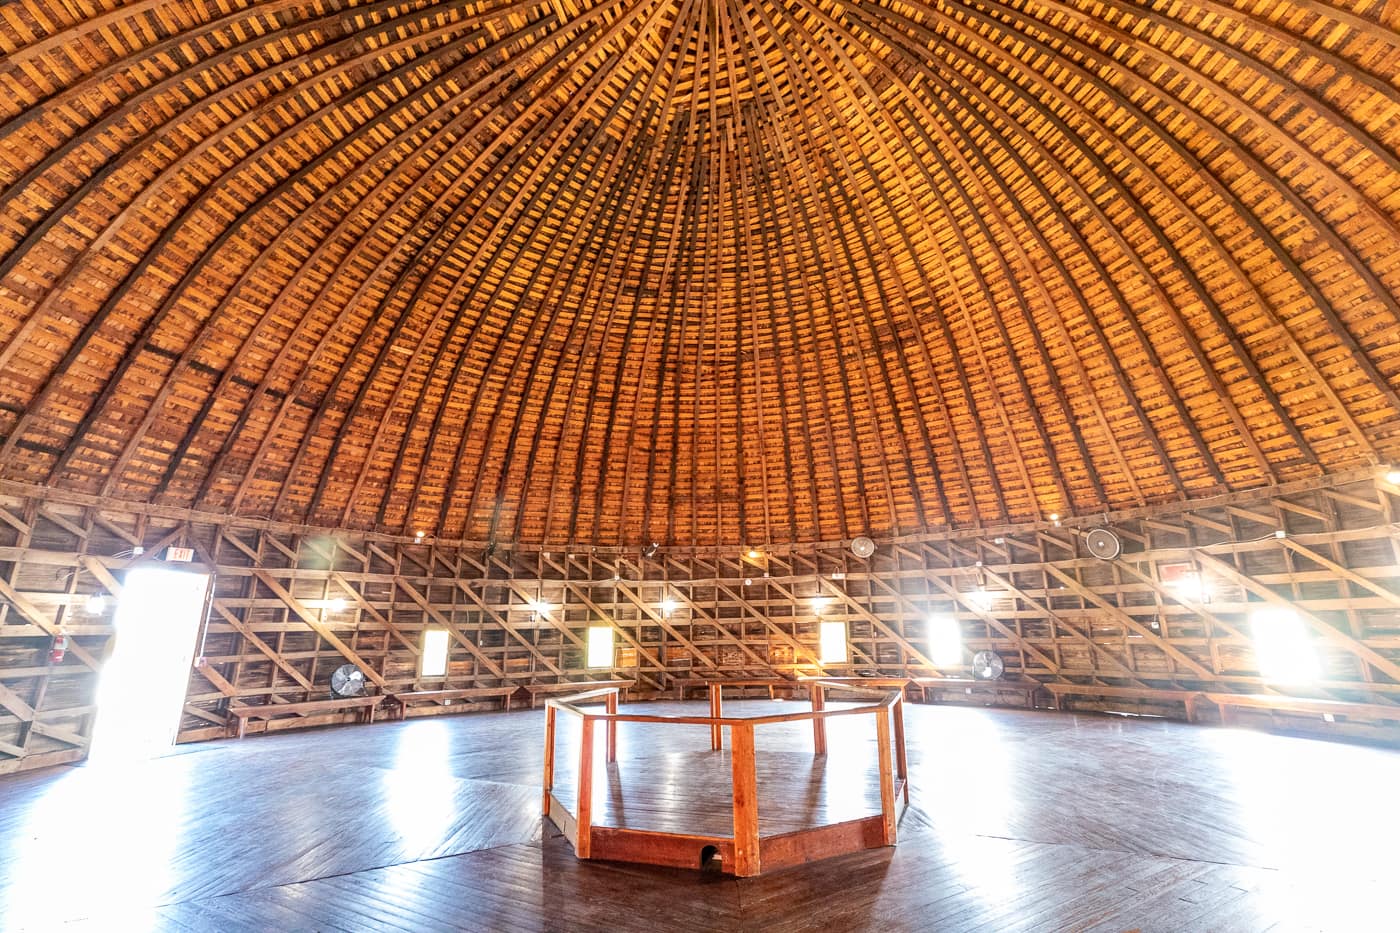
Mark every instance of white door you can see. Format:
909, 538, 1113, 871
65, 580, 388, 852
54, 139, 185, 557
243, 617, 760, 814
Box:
89, 566, 211, 762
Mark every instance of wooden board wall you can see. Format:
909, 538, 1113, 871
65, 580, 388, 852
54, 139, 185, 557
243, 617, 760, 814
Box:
3, 470, 1399, 771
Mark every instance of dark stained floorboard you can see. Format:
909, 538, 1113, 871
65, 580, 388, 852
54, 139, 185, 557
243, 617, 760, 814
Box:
1, 701, 1396, 931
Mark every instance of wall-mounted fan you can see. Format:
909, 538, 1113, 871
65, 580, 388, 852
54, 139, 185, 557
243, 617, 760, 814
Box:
330, 663, 367, 698
971, 650, 1005, 681
851, 536, 876, 559
1085, 527, 1122, 561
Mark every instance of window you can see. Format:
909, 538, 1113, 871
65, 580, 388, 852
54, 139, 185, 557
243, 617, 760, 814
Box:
928, 615, 962, 668
587, 625, 614, 668
1251, 607, 1318, 683
819, 620, 848, 664
421, 629, 450, 678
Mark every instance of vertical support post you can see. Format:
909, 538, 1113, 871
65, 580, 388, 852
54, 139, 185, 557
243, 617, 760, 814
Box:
606, 690, 618, 763
875, 708, 897, 845
709, 682, 723, 750
809, 681, 827, 755
577, 716, 594, 858
730, 722, 760, 877
542, 703, 557, 815
893, 695, 908, 804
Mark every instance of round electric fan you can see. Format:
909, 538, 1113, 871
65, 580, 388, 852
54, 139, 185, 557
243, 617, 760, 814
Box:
971, 650, 1005, 681
1085, 527, 1122, 561
851, 536, 876, 559
330, 663, 367, 698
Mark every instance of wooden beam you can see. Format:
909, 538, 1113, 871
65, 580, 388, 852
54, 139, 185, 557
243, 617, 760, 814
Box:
252, 570, 389, 688
0, 578, 100, 669
1194, 551, 1400, 683
393, 576, 506, 680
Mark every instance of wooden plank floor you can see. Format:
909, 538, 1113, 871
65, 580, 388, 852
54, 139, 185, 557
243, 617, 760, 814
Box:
1, 701, 1396, 931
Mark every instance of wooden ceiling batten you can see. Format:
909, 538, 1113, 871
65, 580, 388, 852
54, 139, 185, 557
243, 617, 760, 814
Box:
1, 0, 1398, 548
873, 0, 1326, 479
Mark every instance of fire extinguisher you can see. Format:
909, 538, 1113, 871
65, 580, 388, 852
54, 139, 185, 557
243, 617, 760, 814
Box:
49, 632, 69, 664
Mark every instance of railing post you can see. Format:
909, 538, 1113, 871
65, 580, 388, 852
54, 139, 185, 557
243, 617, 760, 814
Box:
874, 708, 897, 845
893, 694, 909, 804
606, 690, 618, 763
709, 682, 723, 750
542, 703, 557, 816
809, 682, 827, 755
577, 716, 594, 858
730, 722, 760, 876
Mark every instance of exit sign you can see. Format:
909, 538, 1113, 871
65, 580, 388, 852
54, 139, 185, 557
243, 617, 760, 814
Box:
165, 546, 195, 562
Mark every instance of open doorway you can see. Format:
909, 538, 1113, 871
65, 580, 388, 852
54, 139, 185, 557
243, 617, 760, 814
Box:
89, 566, 211, 762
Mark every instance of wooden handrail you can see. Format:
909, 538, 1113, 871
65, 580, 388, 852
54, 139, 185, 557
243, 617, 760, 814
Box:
542, 683, 909, 876
546, 685, 626, 705
548, 692, 902, 726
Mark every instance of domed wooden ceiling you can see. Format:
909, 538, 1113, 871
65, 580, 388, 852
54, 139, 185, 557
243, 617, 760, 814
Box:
0, 0, 1398, 548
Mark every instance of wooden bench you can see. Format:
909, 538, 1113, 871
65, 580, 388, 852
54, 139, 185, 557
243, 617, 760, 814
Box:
1042, 683, 1203, 721
524, 679, 633, 709
1202, 692, 1400, 727
227, 695, 384, 739
917, 677, 1041, 709
674, 677, 806, 700
800, 676, 915, 694
386, 686, 517, 720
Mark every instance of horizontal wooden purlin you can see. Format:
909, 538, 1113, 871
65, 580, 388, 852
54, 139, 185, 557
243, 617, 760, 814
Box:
4, 477, 1400, 767
0, 465, 1389, 556
13, 527, 1397, 588
13, 583, 1400, 618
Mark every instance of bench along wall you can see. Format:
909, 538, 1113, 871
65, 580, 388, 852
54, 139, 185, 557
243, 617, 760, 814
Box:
2, 468, 1399, 773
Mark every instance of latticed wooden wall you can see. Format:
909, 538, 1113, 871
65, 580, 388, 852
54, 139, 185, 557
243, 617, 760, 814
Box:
3, 471, 1399, 772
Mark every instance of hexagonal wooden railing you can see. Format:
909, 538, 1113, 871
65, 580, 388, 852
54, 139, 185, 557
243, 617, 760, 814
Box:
542, 681, 908, 876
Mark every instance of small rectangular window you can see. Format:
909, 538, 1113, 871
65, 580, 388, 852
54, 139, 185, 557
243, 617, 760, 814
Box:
421, 628, 450, 678
928, 615, 962, 668
1251, 608, 1318, 683
587, 625, 614, 668
819, 620, 848, 664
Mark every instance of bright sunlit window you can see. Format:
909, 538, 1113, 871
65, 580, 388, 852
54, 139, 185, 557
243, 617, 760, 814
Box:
819, 620, 848, 664
1251, 607, 1319, 683
587, 625, 614, 668
421, 629, 449, 678
929, 615, 962, 667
